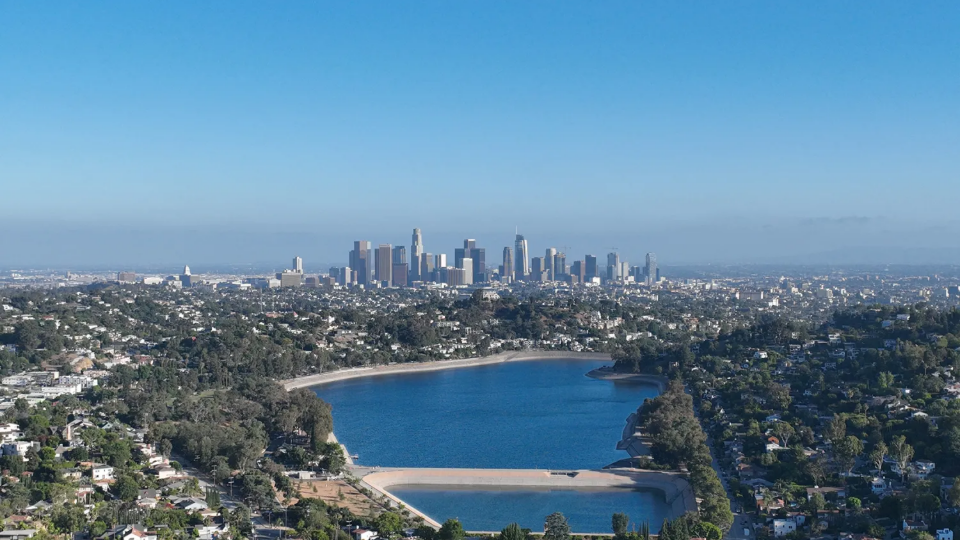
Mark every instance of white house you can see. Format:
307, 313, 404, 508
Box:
937, 530, 953, 540
351, 530, 377, 540
92, 464, 115, 481
773, 519, 797, 537
871, 477, 888, 495
1, 440, 37, 457
915, 460, 936, 479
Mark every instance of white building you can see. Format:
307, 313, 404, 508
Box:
92, 464, 115, 481
773, 519, 797, 537
937, 530, 953, 540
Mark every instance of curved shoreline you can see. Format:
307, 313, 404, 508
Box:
282, 350, 613, 390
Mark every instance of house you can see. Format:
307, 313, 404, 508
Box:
806, 486, 845, 501
91, 464, 115, 482
902, 520, 927, 536
773, 519, 797, 537
173, 498, 208, 512
871, 477, 888, 495
61, 468, 83, 481
153, 465, 177, 480
915, 460, 936, 479
351, 529, 377, 540
0, 531, 37, 540
937, 530, 953, 540
98, 525, 157, 540
136, 489, 159, 509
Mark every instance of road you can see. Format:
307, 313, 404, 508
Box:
173, 453, 287, 540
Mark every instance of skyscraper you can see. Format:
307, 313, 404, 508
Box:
607, 252, 620, 281
554, 252, 566, 278
515, 234, 530, 280
502, 247, 514, 282
585, 255, 598, 282
545, 248, 557, 281
645, 252, 658, 285
411, 228, 424, 281
571, 260, 585, 284
461, 258, 474, 286
393, 246, 407, 265
375, 244, 392, 285
435, 253, 447, 269
350, 241, 372, 286
531, 257, 545, 281
293, 256, 303, 274
421, 253, 434, 282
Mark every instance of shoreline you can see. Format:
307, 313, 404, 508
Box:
282, 350, 613, 390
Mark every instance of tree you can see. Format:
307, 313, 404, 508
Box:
847, 497, 862, 513
834, 435, 864, 475
870, 442, 888, 472
113, 475, 140, 502
891, 436, 915, 481
695, 522, 723, 540
807, 492, 826, 514
376, 512, 404, 537
438, 519, 465, 540
825, 414, 846, 445
206, 487, 221, 509
612, 513, 629, 536
159, 438, 173, 457
948, 480, 960, 507
773, 422, 796, 448
544, 513, 571, 540
501, 523, 527, 540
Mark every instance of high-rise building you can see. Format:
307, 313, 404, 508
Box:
531, 257, 546, 281
607, 252, 620, 281
461, 258, 474, 286
645, 252, 658, 285
435, 253, 447, 269
545, 248, 557, 280
375, 244, 392, 284
585, 255, 597, 282
117, 272, 136, 284
470, 247, 485, 283
411, 228, 424, 281
350, 241, 372, 285
392, 264, 408, 287
554, 252, 566, 278
293, 256, 303, 274
515, 234, 530, 280
571, 260, 585, 284
421, 253, 434, 282
393, 246, 407, 265
502, 247, 514, 282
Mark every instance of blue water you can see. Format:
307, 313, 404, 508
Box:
312, 359, 660, 469
389, 486, 669, 534
312, 359, 665, 532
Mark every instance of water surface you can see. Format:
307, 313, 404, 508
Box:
312, 359, 659, 470
389, 485, 669, 534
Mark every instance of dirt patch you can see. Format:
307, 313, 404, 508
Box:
292, 479, 381, 517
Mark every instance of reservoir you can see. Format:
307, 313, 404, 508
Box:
313, 358, 667, 532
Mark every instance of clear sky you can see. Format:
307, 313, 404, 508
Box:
2, 2, 959, 267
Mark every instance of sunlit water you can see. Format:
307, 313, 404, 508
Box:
312, 359, 665, 532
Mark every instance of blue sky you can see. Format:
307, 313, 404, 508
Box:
1, 2, 959, 267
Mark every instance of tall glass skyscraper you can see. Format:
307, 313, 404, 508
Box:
515, 234, 530, 280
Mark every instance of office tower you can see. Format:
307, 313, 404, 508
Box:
411, 228, 424, 281
585, 255, 598, 282
531, 257, 545, 281
375, 244, 392, 284
435, 253, 447, 269
502, 247, 514, 282
645, 252, 658, 285
571, 260, 585, 284
117, 272, 136, 283
464, 239, 476, 250
179, 265, 193, 287
620, 262, 630, 281
515, 234, 530, 280
421, 253, 434, 282
393, 246, 407, 265
350, 241, 372, 285
392, 264, 408, 287
471, 247, 485, 283
293, 256, 303, 274
280, 272, 302, 287
545, 248, 557, 280
454, 247, 467, 268
607, 252, 620, 281
554, 252, 566, 278
461, 258, 474, 286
